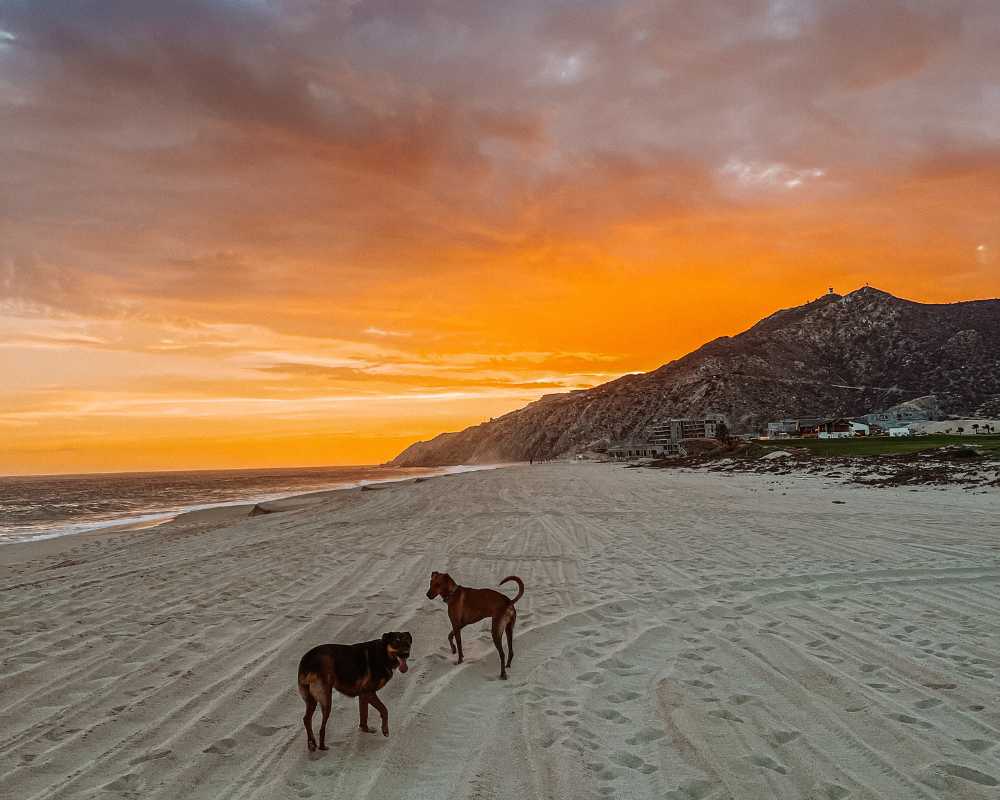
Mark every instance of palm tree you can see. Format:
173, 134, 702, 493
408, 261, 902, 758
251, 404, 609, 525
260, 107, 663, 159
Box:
957, 426, 965, 434
972, 423, 980, 435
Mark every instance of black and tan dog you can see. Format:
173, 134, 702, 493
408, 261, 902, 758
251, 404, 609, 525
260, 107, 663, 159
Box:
426, 572, 523, 679
296, 631, 412, 751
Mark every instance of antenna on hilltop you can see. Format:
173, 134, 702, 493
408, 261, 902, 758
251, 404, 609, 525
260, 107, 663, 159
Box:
828, 287, 834, 295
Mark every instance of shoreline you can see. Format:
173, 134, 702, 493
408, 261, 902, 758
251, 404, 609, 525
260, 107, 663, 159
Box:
0, 463, 513, 562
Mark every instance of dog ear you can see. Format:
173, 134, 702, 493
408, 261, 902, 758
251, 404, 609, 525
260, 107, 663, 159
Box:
405, 632, 413, 643
381, 632, 391, 642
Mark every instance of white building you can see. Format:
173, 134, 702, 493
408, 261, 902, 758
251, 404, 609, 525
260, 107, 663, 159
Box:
888, 427, 911, 437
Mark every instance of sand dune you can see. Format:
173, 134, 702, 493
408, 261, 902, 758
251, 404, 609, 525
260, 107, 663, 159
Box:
2, 463, 999, 799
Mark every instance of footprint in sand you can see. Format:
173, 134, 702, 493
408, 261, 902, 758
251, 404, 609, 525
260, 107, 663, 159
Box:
577, 671, 604, 685
961, 667, 994, 679
128, 748, 172, 766
606, 691, 641, 703
886, 713, 933, 729
918, 762, 998, 789
287, 778, 315, 798
750, 754, 788, 775
204, 738, 236, 755
595, 708, 630, 724
247, 723, 288, 737
766, 730, 802, 746
923, 681, 956, 690
913, 698, 942, 710
625, 727, 666, 745
586, 761, 624, 782
729, 694, 757, 706
808, 783, 850, 800
104, 773, 145, 792
611, 751, 658, 773
866, 683, 900, 694
708, 709, 743, 723
665, 779, 717, 800
956, 739, 995, 754
43, 728, 80, 742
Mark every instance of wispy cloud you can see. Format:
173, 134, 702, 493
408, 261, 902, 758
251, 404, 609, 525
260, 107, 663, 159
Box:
1, 0, 997, 471
363, 327, 412, 338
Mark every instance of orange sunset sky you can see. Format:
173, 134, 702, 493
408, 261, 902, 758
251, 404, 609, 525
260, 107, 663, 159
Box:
1, 0, 999, 475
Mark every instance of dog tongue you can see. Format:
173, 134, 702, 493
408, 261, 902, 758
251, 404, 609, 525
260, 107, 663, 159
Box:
397, 656, 409, 673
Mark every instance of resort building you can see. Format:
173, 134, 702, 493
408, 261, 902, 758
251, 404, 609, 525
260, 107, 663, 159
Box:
607, 442, 682, 461
607, 415, 727, 461
650, 415, 726, 444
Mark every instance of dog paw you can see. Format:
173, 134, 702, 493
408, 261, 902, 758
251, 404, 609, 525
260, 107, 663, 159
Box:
360, 725, 376, 734
318, 744, 328, 751
382, 727, 389, 737
307, 741, 317, 752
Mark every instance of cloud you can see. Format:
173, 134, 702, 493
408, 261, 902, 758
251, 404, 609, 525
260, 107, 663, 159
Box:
2, 0, 999, 471
364, 326, 412, 338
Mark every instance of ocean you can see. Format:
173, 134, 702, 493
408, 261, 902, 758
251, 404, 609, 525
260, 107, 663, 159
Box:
0, 464, 485, 545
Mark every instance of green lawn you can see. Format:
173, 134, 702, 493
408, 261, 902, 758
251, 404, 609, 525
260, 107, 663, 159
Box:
758, 434, 1000, 457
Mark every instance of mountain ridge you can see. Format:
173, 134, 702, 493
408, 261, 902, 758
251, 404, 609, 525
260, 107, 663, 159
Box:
392, 287, 1000, 466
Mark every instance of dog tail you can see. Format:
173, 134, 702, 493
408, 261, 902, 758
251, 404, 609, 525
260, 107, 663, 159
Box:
500, 575, 524, 603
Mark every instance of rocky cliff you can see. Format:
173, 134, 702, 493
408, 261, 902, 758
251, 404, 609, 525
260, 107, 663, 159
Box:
392, 287, 1000, 465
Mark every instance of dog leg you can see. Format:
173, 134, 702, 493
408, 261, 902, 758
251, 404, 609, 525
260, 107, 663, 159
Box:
505, 608, 515, 668
302, 694, 318, 751
358, 695, 376, 733
453, 627, 464, 663
448, 630, 457, 654
491, 616, 507, 680
317, 686, 332, 750
369, 693, 390, 737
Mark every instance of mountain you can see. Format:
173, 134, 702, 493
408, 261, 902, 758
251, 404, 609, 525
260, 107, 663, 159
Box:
391, 287, 1000, 465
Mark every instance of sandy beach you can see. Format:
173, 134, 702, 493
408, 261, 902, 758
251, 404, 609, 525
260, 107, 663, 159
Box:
2, 463, 999, 799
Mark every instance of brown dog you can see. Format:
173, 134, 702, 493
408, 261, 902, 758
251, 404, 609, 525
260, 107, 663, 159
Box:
296, 631, 412, 751
426, 572, 523, 679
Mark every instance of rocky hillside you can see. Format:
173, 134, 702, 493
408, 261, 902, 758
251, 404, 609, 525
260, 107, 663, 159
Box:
392, 287, 1000, 465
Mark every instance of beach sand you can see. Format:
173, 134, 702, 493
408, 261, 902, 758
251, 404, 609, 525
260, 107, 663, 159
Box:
2, 463, 998, 799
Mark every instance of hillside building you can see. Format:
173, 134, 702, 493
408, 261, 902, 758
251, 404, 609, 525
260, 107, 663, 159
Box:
607, 441, 682, 460
766, 418, 824, 438
651, 416, 726, 444
863, 407, 930, 427
607, 415, 727, 461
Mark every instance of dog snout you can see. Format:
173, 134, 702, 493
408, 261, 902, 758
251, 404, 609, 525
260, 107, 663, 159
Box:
425, 590, 435, 599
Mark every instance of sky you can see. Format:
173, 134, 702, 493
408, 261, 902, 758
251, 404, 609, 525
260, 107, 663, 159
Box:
1, 0, 999, 475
